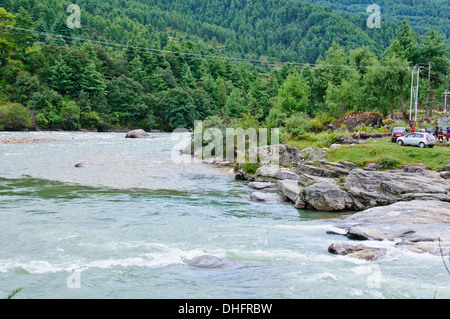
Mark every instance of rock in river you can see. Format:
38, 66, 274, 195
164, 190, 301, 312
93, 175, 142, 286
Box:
125, 129, 153, 139
328, 242, 387, 261
186, 255, 245, 269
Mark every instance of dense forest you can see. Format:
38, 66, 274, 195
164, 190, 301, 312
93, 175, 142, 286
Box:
0, 0, 448, 133
301, 0, 450, 45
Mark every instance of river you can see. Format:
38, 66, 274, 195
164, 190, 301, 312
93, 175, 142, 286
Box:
0, 131, 448, 299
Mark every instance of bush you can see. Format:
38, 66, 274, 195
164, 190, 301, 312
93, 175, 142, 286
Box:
0, 103, 33, 131
284, 112, 311, 138
60, 101, 81, 131
379, 156, 401, 170
309, 114, 335, 132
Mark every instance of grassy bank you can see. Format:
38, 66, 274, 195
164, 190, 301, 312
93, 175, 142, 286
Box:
324, 138, 450, 171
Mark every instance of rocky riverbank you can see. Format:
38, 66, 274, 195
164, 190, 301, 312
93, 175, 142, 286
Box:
236, 145, 450, 212
234, 144, 450, 260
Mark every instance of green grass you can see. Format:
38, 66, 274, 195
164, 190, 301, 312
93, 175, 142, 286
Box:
325, 138, 450, 171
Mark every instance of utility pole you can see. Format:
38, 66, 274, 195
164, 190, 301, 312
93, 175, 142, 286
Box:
407, 66, 424, 123
444, 92, 450, 113
426, 60, 431, 117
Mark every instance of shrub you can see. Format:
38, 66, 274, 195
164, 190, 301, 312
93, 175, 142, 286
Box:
379, 156, 400, 170
284, 112, 311, 138
0, 103, 33, 131
242, 162, 260, 174
60, 101, 81, 131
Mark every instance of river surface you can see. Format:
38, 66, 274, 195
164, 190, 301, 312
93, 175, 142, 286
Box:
0, 131, 449, 299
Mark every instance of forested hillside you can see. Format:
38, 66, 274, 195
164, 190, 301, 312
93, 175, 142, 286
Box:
0, 0, 448, 134
301, 0, 450, 44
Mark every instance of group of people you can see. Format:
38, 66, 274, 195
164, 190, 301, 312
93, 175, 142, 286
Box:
409, 121, 450, 142
434, 123, 450, 143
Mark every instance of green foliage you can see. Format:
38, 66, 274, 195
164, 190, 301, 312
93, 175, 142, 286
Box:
5, 288, 23, 299
241, 162, 260, 175
379, 156, 401, 170
60, 101, 81, 131
0, 103, 33, 131
278, 72, 311, 115
284, 112, 312, 138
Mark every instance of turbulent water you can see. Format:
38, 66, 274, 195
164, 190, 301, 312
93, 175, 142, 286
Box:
0, 131, 449, 299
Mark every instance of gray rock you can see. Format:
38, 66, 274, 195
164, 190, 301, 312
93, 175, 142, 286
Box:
328, 242, 387, 261
186, 255, 245, 269
330, 200, 450, 256
247, 182, 277, 190
125, 129, 153, 139
301, 147, 326, 161
255, 165, 300, 181
363, 163, 381, 171
293, 162, 349, 179
339, 161, 358, 170
277, 180, 303, 203
440, 171, 450, 179
444, 164, 450, 172
297, 173, 337, 187
247, 144, 303, 166
250, 192, 283, 202
302, 182, 352, 211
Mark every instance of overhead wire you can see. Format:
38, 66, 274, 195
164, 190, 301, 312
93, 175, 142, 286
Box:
0, 23, 421, 72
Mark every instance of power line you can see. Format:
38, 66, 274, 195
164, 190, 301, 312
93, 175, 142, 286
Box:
0, 23, 412, 71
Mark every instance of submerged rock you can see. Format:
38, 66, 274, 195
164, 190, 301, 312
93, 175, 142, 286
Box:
186, 255, 245, 269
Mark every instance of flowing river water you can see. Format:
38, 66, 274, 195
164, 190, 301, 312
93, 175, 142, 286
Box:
0, 131, 448, 299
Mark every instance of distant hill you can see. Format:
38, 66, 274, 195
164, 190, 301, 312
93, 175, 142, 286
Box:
300, 0, 449, 43
3, 0, 400, 63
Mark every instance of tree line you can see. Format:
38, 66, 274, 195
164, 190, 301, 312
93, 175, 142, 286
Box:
0, 1, 448, 133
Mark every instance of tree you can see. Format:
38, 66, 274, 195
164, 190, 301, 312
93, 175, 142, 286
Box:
155, 87, 196, 130
106, 75, 148, 124
278, 71, 311, 115
225, 88, 248, 118
0, 8, 16, 65
363, 55, 410, 116
47, 55, 74, 94
60, 100, 81, 131
13, 7, 37, 55
79, 63, 107, 96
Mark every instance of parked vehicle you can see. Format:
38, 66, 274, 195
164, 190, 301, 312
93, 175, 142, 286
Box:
391, 127, 407, 142
397, 132, 436, 148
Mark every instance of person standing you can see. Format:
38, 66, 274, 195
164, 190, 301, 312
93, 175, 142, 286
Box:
409, 121, 415, 133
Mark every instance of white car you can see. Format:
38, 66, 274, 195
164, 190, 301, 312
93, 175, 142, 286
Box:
397, 132, 436, 148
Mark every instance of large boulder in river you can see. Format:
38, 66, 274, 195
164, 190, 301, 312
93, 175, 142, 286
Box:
125, 129, 153, 139
330, 111, 383, 131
